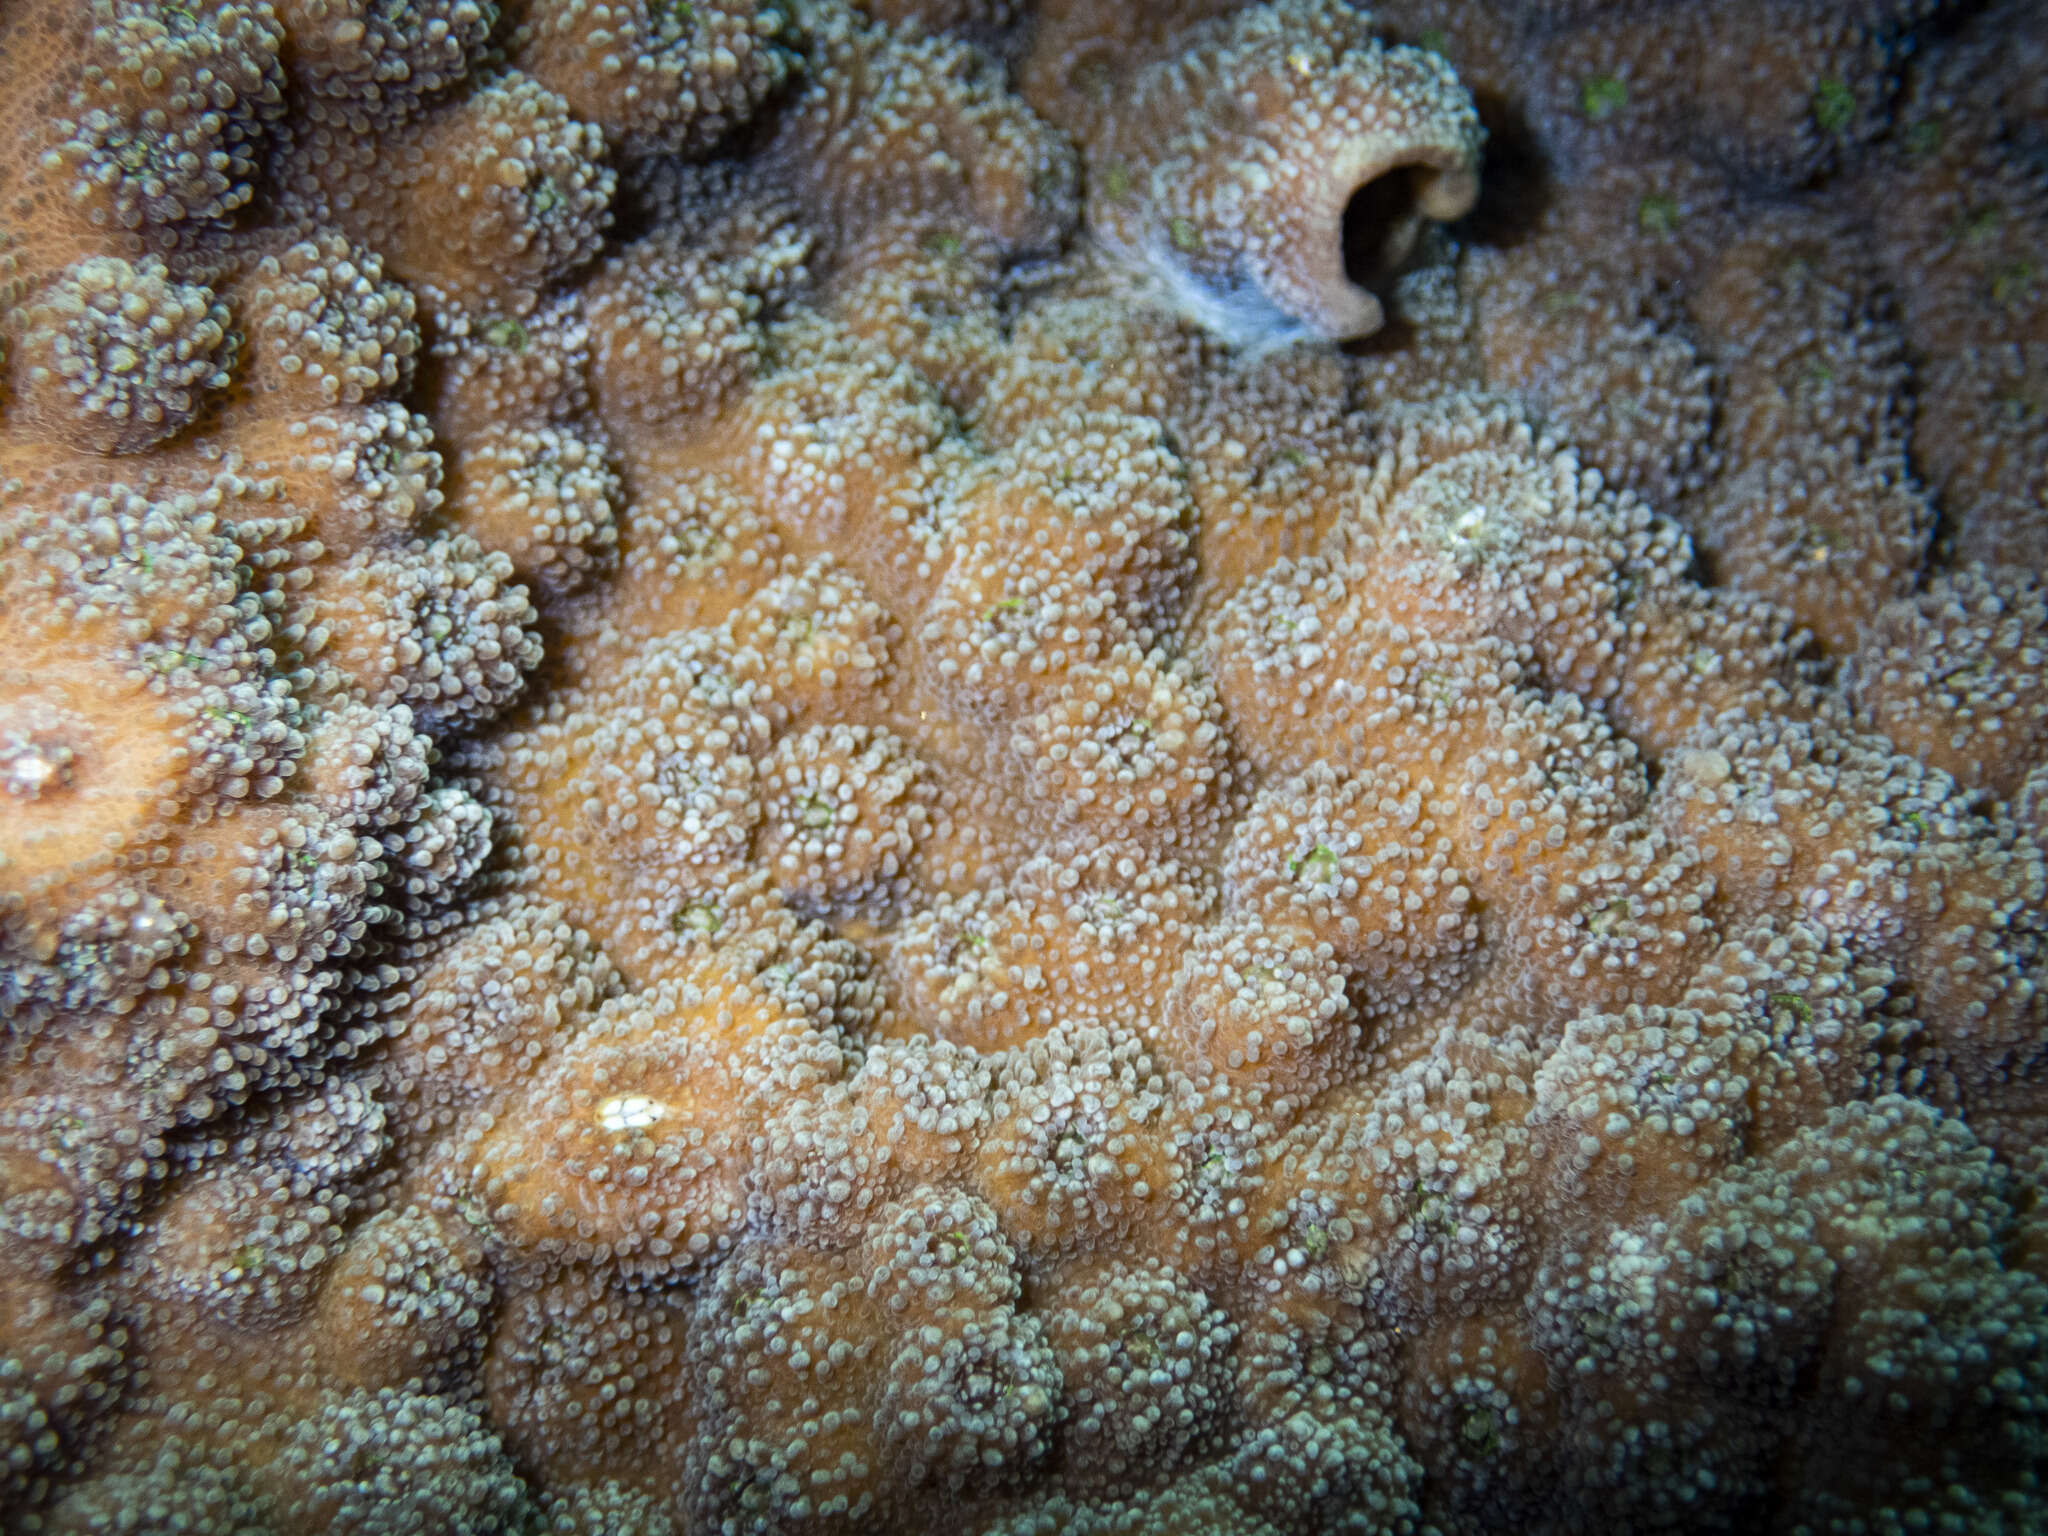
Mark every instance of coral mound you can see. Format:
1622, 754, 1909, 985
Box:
1, 0, 2045, 1533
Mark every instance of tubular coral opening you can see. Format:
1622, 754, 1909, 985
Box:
1343, 157, 1480, 297
1028, 0, 1484, 349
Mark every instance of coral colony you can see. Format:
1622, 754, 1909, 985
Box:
1, 0, 2044, 1531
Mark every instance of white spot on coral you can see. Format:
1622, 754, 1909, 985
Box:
598, 1095, 668, 1133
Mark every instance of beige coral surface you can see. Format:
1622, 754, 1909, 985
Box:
1, 0, 2045, 1532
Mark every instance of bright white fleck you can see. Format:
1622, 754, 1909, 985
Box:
598, 1095, 668, 1132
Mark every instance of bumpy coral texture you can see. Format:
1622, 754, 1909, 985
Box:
1, 0, 2044, 1533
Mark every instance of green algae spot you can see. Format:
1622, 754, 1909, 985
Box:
1461, 1407, 1501, 1457
1415, 667, 1456, 709
1637, 195, 1681, 235
1169, 217, 1203, 254
1287, 843, 1341, 887
1812, 77, 1856, 137
1254, 445, 1311, 489
1799, 524, 1843, 564
1100, 163, 1132, 203
1991, 261, 2038, 307
1409, 1189, 1457, 1238
1905, 118, 1944, 157
1957, 205, 2004, 244
922, 229, 963, 260
1585, 897, 1631, 937
940, 922, 990, 968
1417, 28, 1449, 56
482, 316, 528, 351
1579, 75, 1627, 123
1768, 992, 1813, 1024
673, 899, 723, 938
1110, 716, 1152, 755
1088, 892, 1126, 925
797, 792, 836, 830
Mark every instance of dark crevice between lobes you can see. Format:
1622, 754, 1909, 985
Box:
1341, 162, 1433, 299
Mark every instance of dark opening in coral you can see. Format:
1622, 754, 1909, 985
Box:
1341, 163, 1428, 296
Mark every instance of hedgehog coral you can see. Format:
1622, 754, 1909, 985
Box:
1, 0, 2046, 1532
